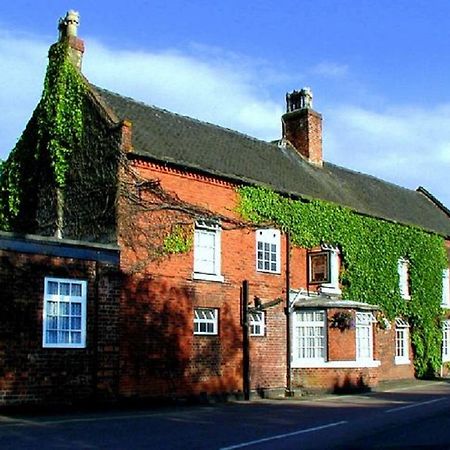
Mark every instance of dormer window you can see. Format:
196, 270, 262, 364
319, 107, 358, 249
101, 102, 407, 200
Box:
308, 245, 341, 294
398, 258, 411, 300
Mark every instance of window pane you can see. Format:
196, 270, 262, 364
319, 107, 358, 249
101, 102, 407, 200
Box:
60, 283, 70, 296
48, 281, 58, 295
60, 302, 70, 315
71, 283, 82, 297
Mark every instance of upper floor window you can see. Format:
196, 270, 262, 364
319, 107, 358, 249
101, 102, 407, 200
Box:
194, 308, 218, 335
356, 312, 375, 361
293, 310, 326, 363
249, 311, 265, 336
43, 277, 87, 348
398, 258, 411, 300
395, 318, 410, 365
193, 221, 223, 282
308, 245, 341, 294
256, 229, 280, 274
442, 269, 450, 308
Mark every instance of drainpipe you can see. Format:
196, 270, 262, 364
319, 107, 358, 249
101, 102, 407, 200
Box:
285, 232, 292, 396
242, 280, 250, 400
91, 261, 100, 401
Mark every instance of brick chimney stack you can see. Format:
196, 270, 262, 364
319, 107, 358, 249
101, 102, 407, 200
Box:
282, 88, 323, 167
58, 10, 84, 70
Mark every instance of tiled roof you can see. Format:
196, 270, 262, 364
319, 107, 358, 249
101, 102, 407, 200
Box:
93, 86, 450, 237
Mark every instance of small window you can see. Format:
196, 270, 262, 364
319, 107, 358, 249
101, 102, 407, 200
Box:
395, 318, 410, 364
398, 258, 411, 300
193, 221, 223, 282
356, 312, 375, 361
256, 229, 280, 274
194, 308, 218, 335
249, 311, 265, 336
294, 310, 326, 362
442, 269, 450, 308
43, 277, 87, 348
443, 320, 450, 362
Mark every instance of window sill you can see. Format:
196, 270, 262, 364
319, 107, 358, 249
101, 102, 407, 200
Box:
441, 304, 450, 309
43, 344, 86, 349
192, 273, 224, 283
257, 269, 281, 275
395, 357, 411, 365
319, 285, 342, 295
292, 359, 381, 369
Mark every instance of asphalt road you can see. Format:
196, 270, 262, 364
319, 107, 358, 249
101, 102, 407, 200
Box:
1, 380, 450, 449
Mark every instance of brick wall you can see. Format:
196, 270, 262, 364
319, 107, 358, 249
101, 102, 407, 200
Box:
117, 162, 288, 398
0, 246, 120, 407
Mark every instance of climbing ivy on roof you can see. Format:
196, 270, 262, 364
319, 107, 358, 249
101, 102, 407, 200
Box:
0, 40, 86, 230
237, 185, 448, 377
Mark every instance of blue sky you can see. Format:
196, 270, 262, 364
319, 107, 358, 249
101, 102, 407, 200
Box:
1, 1, 450, 207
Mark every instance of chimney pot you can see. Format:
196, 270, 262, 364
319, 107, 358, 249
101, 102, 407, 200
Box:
57, 10, 84, 70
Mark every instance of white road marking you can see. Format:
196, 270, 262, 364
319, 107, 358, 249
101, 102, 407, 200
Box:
220, 420, 348, 450
385, 397, 446, 413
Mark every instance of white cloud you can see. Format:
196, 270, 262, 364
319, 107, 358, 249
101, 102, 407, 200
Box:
83, 40, 283, 141
325, 104, 450, 207
310, 61, 349, 78
0, 30, 49, 159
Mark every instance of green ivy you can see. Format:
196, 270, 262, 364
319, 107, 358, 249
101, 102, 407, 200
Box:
0, 40, 86, 229
237, 185, 447, 377
38, 42, 85, 187
163, 225, 193, 254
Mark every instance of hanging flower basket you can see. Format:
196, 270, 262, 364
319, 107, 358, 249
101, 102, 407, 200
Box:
376, 312, 391, 330
330, 311, 355, 331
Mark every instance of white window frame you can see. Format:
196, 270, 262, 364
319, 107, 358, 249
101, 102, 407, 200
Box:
398, 258, 411, 300
442, 269, 450, 308
318, 245, 341, 295
395, 318, 410, 365
42, 277, 87, 349
443, 320, 450, 362
256, 229, 281, 274
249, 311, 265, 336
292, 310, 326, 366
193, 221, 224, 282
193, 308, 218, 335
356, 312, 375, 362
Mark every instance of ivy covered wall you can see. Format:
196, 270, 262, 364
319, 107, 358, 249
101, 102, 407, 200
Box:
0, 41, 120, 242
238, 185, 448, 377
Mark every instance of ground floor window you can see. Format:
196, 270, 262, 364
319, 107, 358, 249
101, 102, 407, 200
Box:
395, 318, 410, 364
293, 310, 326, 363
194, 308, 218, 335
249, 311, 265, 336
443, 320, 450, 362
43, 277, 87, 348
356, 312, 375, 361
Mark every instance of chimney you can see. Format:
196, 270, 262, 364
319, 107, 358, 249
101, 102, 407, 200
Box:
282, 88, 323, 167
58, 10, 84, 69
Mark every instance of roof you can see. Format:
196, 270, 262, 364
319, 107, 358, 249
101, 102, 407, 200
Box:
290, 291, 379, 311
93, 86, 450, 238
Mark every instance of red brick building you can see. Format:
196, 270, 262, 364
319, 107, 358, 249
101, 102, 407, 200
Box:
1, 11, 450, 406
